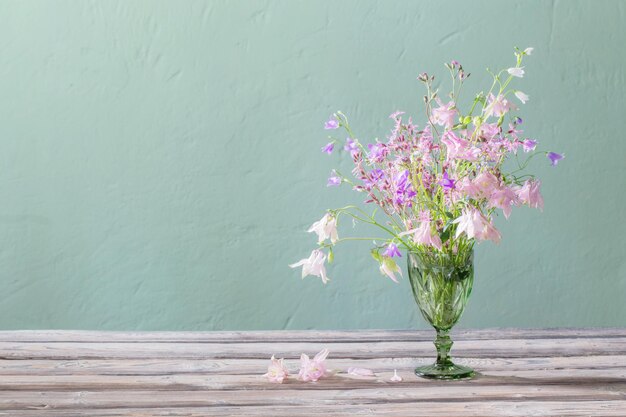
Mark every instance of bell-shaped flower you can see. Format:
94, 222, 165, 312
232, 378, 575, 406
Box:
431, 100, 457, 128
485, 94, 517, 118
514, 91, 529, 104
298, 348, 330, 382
507, 67, 525, 78
307, 213, 338, 244
263, 355, 289, 383
413, 221, 443, 250
379, 257, 402, 283
517, 179, 544, 210
488, 185, 519, 219
547, 152, 565, 166
453, 208, 501, 243
471, 171, 500, 200
383, 243, 402, 258
289, 249, 330, 284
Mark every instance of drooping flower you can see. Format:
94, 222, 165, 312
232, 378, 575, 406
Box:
488, 185, 519, 219
515, 116, 523, 125
507, 67, 525, 78
379, 257, 402, 283
524, 47, 534, 55
327, 171, 341, 187
431, 100, 457, 128
412, 221, 443, 250
383, 243, 402, 258
289, 249, 331, 284
522, 139, 537, 152
321, 142, 334, 154
307, 213, 339, 244
514, 91, 529, 104
298, 349, 330, 382
344, 138, 359, 156
263, 355, 289, 383
485, 94, 517, 118
453, 208, 501, 243
441, 131, 468, 161
324, 118, 339, 130
470, 172, 500, 200
517, 179, 544, 210
547, 152, 564, 166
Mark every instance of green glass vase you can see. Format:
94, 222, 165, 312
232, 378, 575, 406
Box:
407, 250, 475, 380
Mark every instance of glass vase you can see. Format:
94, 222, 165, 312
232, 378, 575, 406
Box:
407, 250, 474, 380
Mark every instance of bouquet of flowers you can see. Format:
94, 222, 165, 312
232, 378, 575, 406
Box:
290, 47, 563, 284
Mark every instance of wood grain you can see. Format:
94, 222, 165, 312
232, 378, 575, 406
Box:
0, 329, 623, 416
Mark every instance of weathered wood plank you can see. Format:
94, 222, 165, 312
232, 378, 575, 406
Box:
0, 368, 624, 391
0, 383, 625, 411
0, 328, 624, 343
1, 401, 626, 417
0, 337, 624, 360
1, 355, 624, 376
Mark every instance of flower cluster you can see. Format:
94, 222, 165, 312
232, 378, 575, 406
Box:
291, 47, 563, 284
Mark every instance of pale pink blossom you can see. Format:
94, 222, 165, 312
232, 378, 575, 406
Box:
390, 369, 403, 382
507, 67, 525, 78
289, 249, 330, 284
307, 213, 338, 244
431, 100, 457, 128
263, 355, 289, 383
347, 367, 376, 377
379, 257, 402, 283
412, 221, 443, 250
517, 179, 544, 210
514, 91, 529, 104
485, 94, 517, 118
488, 185, 519, 219
471, 172, 500, 200
298, 349, 330, 382
453, 208, 501, 243
441, 131, 469, 161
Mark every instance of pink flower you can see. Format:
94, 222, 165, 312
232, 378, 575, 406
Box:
298, 349, 330, 382
471, 172, 500, 200
441, 131, 468, 161
412, 221, 443, 250
289, 249, 330, 284
263, 355, 289, 383
517, 179, 544, 210
307, 213, 338, 244
485, 94, 517, 118
431, 100, 457, 128
379, 257, 402, 283
488, 185, 519, 219
453, 208, 501, 243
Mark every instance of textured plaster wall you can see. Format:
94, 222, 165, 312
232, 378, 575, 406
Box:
0, 1, 625, 330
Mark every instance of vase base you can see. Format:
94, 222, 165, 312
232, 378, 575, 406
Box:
415, 361, 474, 380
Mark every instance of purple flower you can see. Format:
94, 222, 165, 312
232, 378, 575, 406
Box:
515, 117, 523, 125
363, 169, 385, 189
321, 142, 334, 154
394, 170, 416, 206
324, 118, 339, 130
383, 243, 402, 258
547, 152, 564, 166
522, 139, 537, 153
367, 143, 386, 162
327, 171, 341, 187
344, 138, 359, 156
439, 172, 456, 191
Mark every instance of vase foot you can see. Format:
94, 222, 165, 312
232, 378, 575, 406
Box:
415, 361, 474, 380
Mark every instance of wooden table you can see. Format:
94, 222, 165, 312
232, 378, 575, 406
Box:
0, 329, 624, 416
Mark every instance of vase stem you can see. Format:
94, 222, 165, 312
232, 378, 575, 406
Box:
434, 329, 453, 365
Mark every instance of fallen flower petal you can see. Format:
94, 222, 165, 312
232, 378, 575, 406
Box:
263, 355, 289, 383
347, 367, 376, 377
390, 369, 403, 382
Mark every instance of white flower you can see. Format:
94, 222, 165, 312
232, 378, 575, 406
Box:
514, 91, 529, 104
289, 249, 330, 284
390, 369, 403, 382
379, 257, 402, 283
307, 213, 338, 244
507, 67, 525, 78
524, 47, 534, 55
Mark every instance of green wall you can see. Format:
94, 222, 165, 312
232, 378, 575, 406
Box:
1, 1, 624, 330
